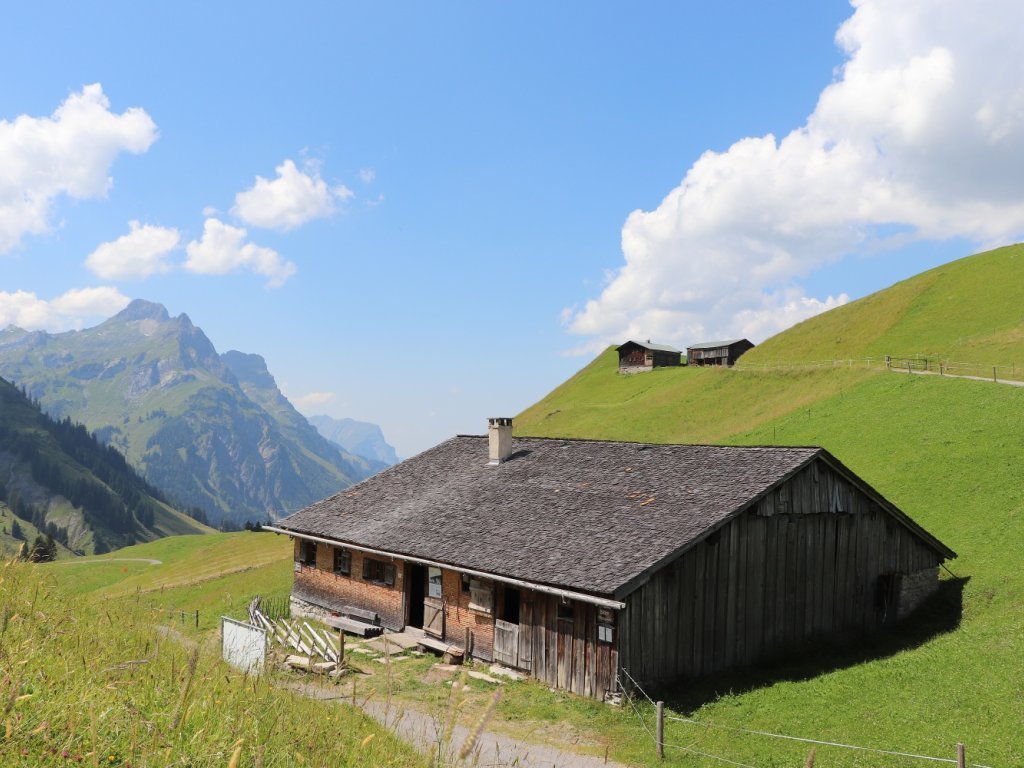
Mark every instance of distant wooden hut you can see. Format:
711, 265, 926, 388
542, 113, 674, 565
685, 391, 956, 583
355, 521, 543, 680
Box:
616, 340, 682, 371
269, 419, 955, 700
687, 338, 754, 367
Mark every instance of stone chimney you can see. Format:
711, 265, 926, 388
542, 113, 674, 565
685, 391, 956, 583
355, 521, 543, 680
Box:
487, 417, 513, 465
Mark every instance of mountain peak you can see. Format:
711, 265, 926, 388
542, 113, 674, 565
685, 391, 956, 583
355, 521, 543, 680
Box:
114, 299, 170, 323
221, 350, 276, 389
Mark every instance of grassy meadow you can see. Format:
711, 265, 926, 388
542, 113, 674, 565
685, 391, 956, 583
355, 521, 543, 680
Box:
0, 547, 424, 768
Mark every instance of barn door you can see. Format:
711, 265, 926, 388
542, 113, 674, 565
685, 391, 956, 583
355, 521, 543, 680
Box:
423, 599, 444, 638
494, 619, 519, 667
517, 601, 533, 671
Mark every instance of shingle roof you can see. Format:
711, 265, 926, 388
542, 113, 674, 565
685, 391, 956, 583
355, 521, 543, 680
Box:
277, 437, 822, 597
617, 340, 683, 354
687, 338, 750, 350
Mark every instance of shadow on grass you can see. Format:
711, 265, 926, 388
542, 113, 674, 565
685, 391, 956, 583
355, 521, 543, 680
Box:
652, 576, 968, 712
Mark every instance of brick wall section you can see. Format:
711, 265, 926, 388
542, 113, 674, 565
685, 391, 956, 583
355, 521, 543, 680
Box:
440, 570, 495, 662
897, 566, 939, 620
290, 539, 406, 630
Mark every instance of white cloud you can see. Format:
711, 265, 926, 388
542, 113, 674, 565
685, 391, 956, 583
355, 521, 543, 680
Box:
0, 84, 157, 253
359, 168, 376, 184
232, 159, 353, 231
291, 391, 336, 411
0, 286, 131, 331
85, 221, 179, 280
567, 0, 1024, 350
184, 218, 296, 287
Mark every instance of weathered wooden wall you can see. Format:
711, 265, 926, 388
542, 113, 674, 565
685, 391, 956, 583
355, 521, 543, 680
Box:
618, 458, 943, 688
514, 592, 618, 699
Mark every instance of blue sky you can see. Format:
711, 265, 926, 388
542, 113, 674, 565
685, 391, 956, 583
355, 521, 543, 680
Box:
2, 1, 1022, 456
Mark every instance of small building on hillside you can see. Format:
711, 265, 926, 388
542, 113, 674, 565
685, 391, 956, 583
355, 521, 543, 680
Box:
617, 340, 682, 371
687, 338, 755, 367
269, 419, 954, 700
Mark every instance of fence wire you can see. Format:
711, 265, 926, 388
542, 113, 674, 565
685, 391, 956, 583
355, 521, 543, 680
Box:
620, 668, 760, 768
620, 668, 992, 768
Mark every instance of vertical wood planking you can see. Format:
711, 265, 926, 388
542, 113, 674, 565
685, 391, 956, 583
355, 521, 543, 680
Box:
725, 517, 740, 669
692, 544, 706, 677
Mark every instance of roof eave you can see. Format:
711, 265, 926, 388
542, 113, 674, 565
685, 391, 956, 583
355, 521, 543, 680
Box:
265, 524, 626, 610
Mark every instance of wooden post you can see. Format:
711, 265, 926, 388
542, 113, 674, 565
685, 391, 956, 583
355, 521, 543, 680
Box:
656, 700, 665, 760
464, 626, 473, 657
338, 628, 345, 664
194, 610, 199, 628
993, 366, 997, 382
940, 363, 943, 376
907, 361, 912, 374
957, 743, 965, 768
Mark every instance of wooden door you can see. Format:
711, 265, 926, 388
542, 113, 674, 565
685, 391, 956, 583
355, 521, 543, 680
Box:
494, 619, 519, 667
423, 598, 444, 638
517, 601, 533, 672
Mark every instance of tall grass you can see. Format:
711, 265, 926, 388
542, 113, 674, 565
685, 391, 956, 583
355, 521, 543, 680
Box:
0, 557, 423, 767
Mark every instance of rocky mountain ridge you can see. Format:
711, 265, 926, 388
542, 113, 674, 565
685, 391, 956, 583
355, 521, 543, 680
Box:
0, 300, 384, 525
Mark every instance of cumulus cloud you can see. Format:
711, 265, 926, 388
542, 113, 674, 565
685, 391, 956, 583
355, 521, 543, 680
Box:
184, 218, 296, 287
567, 0, 1024, 350
85, 221, 180, 280
0, 287, 131, 331
0, 84, 157, 253
232, 159, 353, 231
359, 168, 376, 184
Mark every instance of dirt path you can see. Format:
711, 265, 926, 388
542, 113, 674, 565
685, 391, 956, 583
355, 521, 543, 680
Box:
284, 679, 627, 768
898, 367, 1024, 387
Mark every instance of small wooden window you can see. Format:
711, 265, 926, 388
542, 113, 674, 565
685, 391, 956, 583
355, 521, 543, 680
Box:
362, 558, 396, 586
428, 567, 443, 598
597, 607, 615, 643
460, 574, 471, 594
333, 547, 351, 576
298, 539, 316, 567
468, 578, 493, 613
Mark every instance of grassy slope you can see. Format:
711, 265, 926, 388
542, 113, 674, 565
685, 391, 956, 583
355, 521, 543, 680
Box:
517, 347, 874, 442
0, 377, 212, 552
1, 555, 422, 767
741, 243, 1024, 366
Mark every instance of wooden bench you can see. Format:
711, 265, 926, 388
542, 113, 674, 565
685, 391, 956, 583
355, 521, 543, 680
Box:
342, 605, 380, 625
325, 616, 381, 638
324, 605, 383, 638
416, 635, 465, 663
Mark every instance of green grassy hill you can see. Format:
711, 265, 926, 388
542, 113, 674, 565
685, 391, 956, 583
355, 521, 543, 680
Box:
741, 242, 1024, 368
513, 246, 1024, 764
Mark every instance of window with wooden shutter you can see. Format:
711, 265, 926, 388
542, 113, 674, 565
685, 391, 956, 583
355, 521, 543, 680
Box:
468, 578, 493, 613
333, 547, 350, 576
362, 557, 396, 586
298, 539, 316, 567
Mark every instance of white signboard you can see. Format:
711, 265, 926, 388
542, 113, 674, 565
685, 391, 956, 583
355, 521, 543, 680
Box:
221, 616, 267, 673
